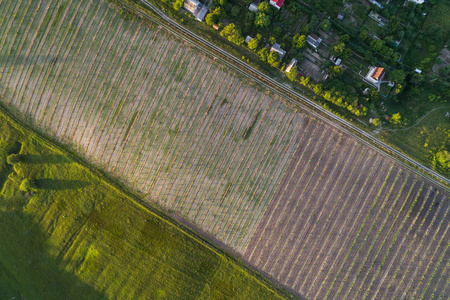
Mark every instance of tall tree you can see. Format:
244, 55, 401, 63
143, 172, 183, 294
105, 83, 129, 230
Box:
267, 51, 280, 67
257, 48, 269, 62
389, 69, 406, 84
293, 34, 306, 49
173, 0, 184, 11
257, 1, 269, 13
248, 34, 261, 50
255, 13, 270, 27
286, 66, 298, 81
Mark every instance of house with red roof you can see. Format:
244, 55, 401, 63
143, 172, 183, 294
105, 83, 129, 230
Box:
269, 0, 284, 9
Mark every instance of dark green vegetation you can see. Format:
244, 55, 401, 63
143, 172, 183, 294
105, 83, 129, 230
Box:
0, 109, 287, 299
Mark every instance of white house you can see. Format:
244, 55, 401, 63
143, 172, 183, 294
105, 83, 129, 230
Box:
408, 0, 425, 4
270, 43, 286, 60
307, 34, 322, 51
184, 0, 200, 14
184, 0, 208, 22
285, 58, 298, 72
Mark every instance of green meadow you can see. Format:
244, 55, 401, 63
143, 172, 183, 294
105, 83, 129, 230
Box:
0, 106, 287, 299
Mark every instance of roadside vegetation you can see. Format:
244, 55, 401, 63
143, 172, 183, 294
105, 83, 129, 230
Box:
0, 107, 289, 299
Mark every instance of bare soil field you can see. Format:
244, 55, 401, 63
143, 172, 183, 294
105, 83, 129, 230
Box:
0, 0, 448, 298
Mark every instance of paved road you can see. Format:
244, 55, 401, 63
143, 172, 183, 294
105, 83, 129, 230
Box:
120, 0, 450, 189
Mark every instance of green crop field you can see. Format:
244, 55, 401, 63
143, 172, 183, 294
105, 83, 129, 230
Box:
0, 108, 287, 299
0, 0, 449, 299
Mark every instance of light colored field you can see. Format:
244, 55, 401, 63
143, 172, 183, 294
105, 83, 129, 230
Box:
0, 0, 449, 299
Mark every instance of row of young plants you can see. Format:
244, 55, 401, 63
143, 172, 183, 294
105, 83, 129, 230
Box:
280, 139, 369, 290
304, 158, 393, 298
252, 124, 335, 268
271, 137, 357, 281
290, 150, 382, 294
245, 118, 322, 262
233, 111, 306, 253
319, 166, 399, 298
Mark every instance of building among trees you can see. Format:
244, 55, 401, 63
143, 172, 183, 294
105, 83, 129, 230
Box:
184, 0, 208, 22
307, 33, 323, 51
285, 58, 298, 72
270, 43, 286, 60
364, 66, 386, 91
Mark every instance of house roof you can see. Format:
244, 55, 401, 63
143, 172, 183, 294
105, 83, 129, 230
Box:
196, 5, 208, 21
184, 0, 200, 14
372, 67, 385, 81
307, 34, 322, 49
249, 3, 258, 12
270, 43, 286, 59
285, 58, 298, 72
269, 0, 284, 9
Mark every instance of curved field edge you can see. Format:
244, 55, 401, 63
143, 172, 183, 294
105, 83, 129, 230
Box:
0, 105, 292, 299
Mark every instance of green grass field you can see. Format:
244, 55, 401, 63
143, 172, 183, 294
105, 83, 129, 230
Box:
0, 107, 288, 299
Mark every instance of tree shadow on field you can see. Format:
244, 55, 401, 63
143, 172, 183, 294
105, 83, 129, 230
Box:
23, 154, 71, 164
0, 207, 107, 299
36, 179, 91, 190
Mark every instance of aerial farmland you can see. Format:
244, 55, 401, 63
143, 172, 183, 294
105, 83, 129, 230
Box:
0, 0, 448, 299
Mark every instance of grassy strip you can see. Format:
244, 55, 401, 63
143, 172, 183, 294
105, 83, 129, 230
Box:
0, 103, 292, 299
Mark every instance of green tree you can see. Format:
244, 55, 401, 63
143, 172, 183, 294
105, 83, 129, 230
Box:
300, 76, 310, 86
329, 65, 344, 78
267, 51, 280, 67
211, 0, 227, 9
358, 29, 368, 41
231, 6, 241, 18
370, 39, 385, 52
372, 118, 380, 126
220, 23, 244, 45
320, 19, 331, 32
411, 73, 424, 85
173, 0, 184, 11
330, 42, 346, 56
242, 11, 255, 29
389, 69, 406, 84
20, 178, 37, 192
255, 13, 270, 27
293, 34, 306, 49
248, 34, 261, 50
286, 66, 298, 81
340, 34, 350, 42
257, 48, 269, 62
436, 150, 450, 170
313, 84, 323, 95
6, 154, 21, 165
257, 1, 269, 13
390, 112, 401, 125
205, 7, 224, 26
